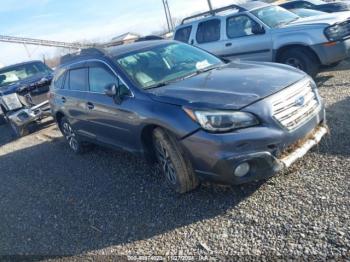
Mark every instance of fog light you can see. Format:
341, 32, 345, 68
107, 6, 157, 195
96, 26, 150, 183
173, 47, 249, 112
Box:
234, 162, 250, 177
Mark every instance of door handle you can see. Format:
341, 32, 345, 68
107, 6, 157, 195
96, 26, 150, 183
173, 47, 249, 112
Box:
86, 102, 94, 110
225, 43, 232, 47
61, 97, 66, 103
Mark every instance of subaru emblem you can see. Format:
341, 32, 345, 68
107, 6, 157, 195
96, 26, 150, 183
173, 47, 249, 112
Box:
295, 96, 305, 107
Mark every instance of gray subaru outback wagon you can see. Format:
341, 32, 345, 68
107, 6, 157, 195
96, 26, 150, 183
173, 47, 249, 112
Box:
49, 40, 327, 193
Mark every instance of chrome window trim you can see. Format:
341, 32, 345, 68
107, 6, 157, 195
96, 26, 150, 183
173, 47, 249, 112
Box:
62, 59, 135, 98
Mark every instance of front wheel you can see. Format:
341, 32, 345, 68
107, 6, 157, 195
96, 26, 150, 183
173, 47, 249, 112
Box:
59, 117, 85, 154
153, 128, 199, 194
279, 48, 320, 78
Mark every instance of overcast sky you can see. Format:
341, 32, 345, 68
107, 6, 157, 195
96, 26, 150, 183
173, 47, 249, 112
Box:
0, 0, 240, 66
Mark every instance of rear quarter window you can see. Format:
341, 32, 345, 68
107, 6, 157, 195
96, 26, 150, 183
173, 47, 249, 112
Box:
174, 26, 192, 43
196, 19, 221, 44
53, 69, 66, 89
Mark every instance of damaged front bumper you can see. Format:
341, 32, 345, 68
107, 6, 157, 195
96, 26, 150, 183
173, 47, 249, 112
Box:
7, 100, 51, 127
181, 119, 328, 185
279, 126, 328, 168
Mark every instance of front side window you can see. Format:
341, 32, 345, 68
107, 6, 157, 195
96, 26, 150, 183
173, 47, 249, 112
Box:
89, 67, 118, 93
196, 19, 221, 44
227, 15, 260, 39
252, 6, 299, 28
69, 68, 87, 91
115, 43, 223, 89
174, 26, 192, 43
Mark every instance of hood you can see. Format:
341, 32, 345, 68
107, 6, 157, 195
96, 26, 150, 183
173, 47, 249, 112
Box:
0, 72, 53, 96
147, 62, 306, 110
286, 11, 350, 27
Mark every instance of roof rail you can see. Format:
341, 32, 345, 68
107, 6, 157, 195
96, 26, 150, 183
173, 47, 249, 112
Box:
60, 48, 106, 65
181, 4, 246, 25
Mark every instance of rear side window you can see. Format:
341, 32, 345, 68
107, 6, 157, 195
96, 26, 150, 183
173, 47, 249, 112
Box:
196, 19, 221, 44
227, 15, 260, 39
69, 68, 87, 91
174, 26, 192, 43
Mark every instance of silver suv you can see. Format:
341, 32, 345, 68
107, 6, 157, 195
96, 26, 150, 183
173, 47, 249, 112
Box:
174, 1, 350, 77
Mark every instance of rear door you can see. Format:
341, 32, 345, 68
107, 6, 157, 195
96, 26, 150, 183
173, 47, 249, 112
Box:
58, 64, 90, 137
221, 14, 272, 61
194, 18, 224, 55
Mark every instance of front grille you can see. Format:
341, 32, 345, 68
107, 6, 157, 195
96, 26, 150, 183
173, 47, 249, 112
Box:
272, 79, 320, 131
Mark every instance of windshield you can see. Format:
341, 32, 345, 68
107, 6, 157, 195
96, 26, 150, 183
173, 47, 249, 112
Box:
252, 6, 300, 28
307, 0, 325, 5
0, 62, 52, 87
291, 8, 325, 17
115, 43, 223, 89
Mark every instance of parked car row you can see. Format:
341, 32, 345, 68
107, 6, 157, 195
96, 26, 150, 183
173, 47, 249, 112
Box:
2, 0, 348, 193
174, 1, 350, 78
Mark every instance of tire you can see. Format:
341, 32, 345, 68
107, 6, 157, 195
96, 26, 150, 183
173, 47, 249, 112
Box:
59, 117, 86, 154
153, 128, 199, 194
9, 120, 29, 138
279, 48, 320, 78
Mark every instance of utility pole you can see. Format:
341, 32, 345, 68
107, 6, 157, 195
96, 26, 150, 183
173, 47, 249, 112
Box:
162, 0, 171, 32
207, 0, 214, 13
165, 0, 174, 31
162, 0, 174, 32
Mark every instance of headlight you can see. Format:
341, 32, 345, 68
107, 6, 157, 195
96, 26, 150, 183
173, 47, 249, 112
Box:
1, 93, 23, 111
184, 108, 259, 132
324, 24, 347, 41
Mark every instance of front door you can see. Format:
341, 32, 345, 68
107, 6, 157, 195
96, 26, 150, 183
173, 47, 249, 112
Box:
84, 62, 137, 151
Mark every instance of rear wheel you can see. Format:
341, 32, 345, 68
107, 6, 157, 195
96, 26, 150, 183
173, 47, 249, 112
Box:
279, 48, 320, 78
59, 117, 85, 154
153, 128, 199, 194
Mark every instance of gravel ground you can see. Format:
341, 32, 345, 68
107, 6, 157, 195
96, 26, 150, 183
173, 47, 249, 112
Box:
0, 62, 349, 260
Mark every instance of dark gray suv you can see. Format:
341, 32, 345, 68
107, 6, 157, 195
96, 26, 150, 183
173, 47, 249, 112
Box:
49, 40, 327, 193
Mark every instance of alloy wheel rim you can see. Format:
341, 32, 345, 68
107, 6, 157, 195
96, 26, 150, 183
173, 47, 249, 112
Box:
62, 122, 78, 151
285, 58, 303, 70
155, 141, 177, 185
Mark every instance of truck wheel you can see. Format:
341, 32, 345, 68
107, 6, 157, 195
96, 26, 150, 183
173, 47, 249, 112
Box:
153, 128, 199, 194
59, 117, 86, 154
279, 48, 320, 78
9, 121, 29, 138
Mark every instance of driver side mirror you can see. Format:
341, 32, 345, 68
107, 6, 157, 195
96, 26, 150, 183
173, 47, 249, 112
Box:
252, 24, 265, 35
105, 83, 122, 104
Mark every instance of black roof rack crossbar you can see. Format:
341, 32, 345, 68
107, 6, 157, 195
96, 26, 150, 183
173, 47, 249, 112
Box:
181, 4, 246, 25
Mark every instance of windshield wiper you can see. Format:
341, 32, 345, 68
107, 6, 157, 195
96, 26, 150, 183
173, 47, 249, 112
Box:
145, 65, 222, 90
